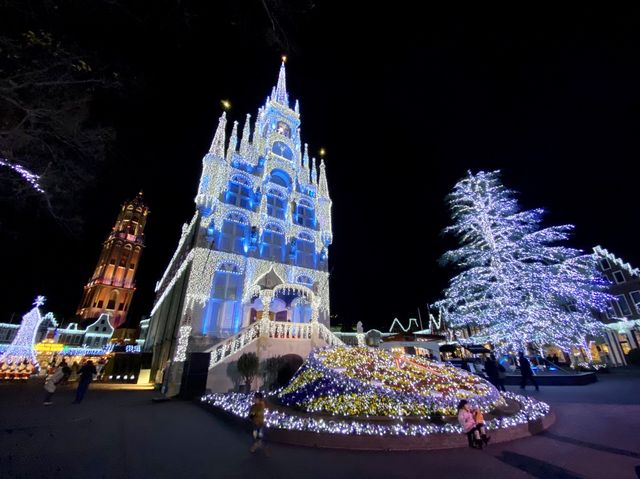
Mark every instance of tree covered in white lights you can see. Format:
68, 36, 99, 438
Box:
434, 170, 611, 354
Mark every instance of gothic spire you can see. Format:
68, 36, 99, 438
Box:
239, 114, 252, 158
311, 157, 317, 184
318, 159, 329, 197
302, 143, 310, 171
209, 112, 227, 157
273, 60, 289, 107
226, 121, 239, 162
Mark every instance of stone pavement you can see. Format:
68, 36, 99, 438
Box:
0, 369, 639, 479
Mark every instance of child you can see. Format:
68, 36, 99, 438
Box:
43, 366, 66, 405
457, 399, 490, 449
248, 392, 266, 453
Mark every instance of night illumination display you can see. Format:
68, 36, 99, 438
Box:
0, 296, 51, 367
203, 391, 549, 436
148, 61, 334, 361
0, 158, 45, 194
434, 170, 611, 353
277, 347, 501, 417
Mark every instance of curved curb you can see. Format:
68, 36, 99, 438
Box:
265, 408, 555, 451
202, 398, 555, 451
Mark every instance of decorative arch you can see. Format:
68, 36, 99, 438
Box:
268, 169, 292, 187
297, 231, 314, 242
106, 290, 119, 310
230, 173, 253, 188
264, 222, 285, 234
224, 210, 249, 225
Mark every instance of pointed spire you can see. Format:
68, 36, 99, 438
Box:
209, 112, 227, 157
318, 159, 329, 197
240, 114, 252, 157
311, 157, 317, 184
226, 121, 239, 162
302, 143, 310, 170
294, 100, 300, 115
273, 60, 289, 107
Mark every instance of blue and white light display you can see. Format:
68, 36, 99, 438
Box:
0, 296, 49, 366
434, 170, 612, 353
150, 60, 333, 349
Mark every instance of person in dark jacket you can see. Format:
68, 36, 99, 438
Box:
484, 354, 499, 388
518, 352, 539, 391
72, 360, 97, 404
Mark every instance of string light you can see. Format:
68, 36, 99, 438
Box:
0, 158, 45, 194
0, 296, 48, 366
434, 170, 612, 353
150, 62, 334, 355
277, 347, 502, 418
202, 388, 550, 437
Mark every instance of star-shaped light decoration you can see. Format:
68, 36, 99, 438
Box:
33, 295, 46, 307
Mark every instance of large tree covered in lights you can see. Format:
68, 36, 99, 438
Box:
434, 170, 611, 354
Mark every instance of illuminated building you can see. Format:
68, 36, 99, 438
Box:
145, 61, 336, 392
76, 192, 149, 328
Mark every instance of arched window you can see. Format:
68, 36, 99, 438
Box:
226, 175, 253, 209
262, 223, 285, 262
296, 234, 315, 269
269, 169, 291, 188
106, 290, 119, 310
266, 189, 286, 220
295, 198, 315, 228
271, 141, 293, 161
219, 213, 248, 254
119, 244, 132, 267
212, 264, 242, 299
203, 264, 244, 336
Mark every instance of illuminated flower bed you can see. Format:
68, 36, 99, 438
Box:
201, 391, 551, 437
276, 347, 502, 417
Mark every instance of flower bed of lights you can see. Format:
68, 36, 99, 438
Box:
201, 348, 553, 448
201, 390, 550, 438
276, 347, 502, 417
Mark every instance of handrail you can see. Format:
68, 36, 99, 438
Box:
205, 320, 345, 370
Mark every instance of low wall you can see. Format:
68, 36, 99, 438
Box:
202, 402, 555, 451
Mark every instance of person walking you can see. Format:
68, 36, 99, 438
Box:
484, 354, 499, 388
518, 351, 539, 391
72, 360, 97, 404
248, 392, 267, 454
495, 356, 507, 392
43, 366, 65, 405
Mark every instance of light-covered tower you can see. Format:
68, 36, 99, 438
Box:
76, 192, 149, 328
147, 61, 334, 386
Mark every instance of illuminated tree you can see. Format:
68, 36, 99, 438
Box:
434, 170, 611, 353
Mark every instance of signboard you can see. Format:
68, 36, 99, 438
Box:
34, 342, 64, 352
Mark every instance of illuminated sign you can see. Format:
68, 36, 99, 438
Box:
34, 342, 64, 352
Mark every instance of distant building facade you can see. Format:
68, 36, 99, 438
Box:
592, 246, 640, 366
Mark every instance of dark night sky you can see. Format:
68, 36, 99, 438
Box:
2, 3, 640, 331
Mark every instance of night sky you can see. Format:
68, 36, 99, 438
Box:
2, 3, 640, 332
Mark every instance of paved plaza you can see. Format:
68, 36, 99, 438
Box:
1, 369, 639, 479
